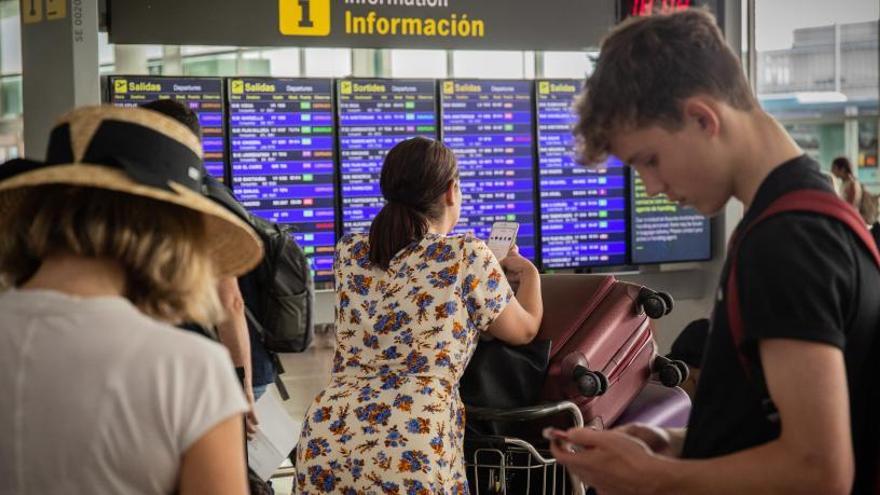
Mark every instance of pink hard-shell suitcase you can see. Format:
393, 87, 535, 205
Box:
538, 274, 687, 429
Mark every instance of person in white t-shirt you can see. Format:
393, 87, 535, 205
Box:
0, 106, 264, 495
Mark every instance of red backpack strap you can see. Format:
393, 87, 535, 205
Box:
726, 189, 880, 375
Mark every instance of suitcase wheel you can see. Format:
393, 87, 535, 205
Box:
638, 288, 672, 319
573, 365, 609, 397
653, 355, 689, 387
657, 291, 674, 315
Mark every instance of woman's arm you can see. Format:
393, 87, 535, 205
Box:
178, 414, 248, 495
487, 246, 543, 345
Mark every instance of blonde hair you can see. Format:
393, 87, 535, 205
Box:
0, 185, 224, 327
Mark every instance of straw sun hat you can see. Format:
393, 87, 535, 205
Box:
0, 105, 262, 277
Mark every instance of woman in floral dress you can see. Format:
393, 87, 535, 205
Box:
295, 137, 544, 494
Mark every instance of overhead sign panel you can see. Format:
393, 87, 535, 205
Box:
109, 0, 615, 51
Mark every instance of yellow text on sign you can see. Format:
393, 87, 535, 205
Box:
279, 0, 331, 36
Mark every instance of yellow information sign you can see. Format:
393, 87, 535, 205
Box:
113, 79, 128, 94
22, 0, 43, 24
279, 0, 330, 36
231, 79, 245, 94
45, 0, 66, 20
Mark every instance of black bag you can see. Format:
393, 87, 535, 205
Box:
238, 213, 315, 353
460, 338, 552, 435
203, 177, 315, 353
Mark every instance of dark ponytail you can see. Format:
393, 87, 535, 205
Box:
368, 137, 458, 270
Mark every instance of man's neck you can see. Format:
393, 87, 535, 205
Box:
21, 254, 126, 298
729, 110, 803, 210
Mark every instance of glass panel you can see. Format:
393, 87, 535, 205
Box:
756, 1, 879, 171
303, 48, 352, 77
181, 46, 239, 56
859, 118, 879, 191
98, 32, 114, 66
180, 53, 257, 77
1, 9, 22, 75
1, 75, 22, 116
390, 49, 447, 78
542, 51, 593, 79
142, 45, 165, 60
256, 47, 302, 77
452, 50, 525, 79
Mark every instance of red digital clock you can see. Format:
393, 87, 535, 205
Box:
618, 0, 724, 28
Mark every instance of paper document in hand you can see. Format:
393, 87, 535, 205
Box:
247, 391, 302, 481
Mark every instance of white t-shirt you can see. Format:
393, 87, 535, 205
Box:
0, 289, 249, 495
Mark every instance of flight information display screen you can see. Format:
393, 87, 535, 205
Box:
630, 170, 712, 264
536, 80, 628, 269
337, 79, 438, 234
441, 79, 537, 260
107, 76, 226, 181
227, 78, 336, 282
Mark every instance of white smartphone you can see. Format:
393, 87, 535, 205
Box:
487, 221, 519, 261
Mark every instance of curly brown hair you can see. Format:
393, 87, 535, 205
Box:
573, 8, 756, 165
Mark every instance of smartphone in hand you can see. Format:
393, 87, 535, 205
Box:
487, 221, 519, 261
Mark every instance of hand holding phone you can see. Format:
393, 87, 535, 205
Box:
487, 221, 519, 261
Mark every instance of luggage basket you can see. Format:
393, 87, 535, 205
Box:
464, 401, 586, 495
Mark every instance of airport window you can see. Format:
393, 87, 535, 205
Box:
451, 50, 530, 78
260, 48, 303, 77
542, 51, 594, 79
756, 0, 879, 191
0, 1, 21, 76
0, 75, 21, 116
390, 49, 447, 78
303, 48, 353, 78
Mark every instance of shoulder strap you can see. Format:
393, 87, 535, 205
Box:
726, 189, 880, 374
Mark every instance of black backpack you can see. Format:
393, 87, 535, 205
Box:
238, 213, 315, 353
203, 177, 315, 354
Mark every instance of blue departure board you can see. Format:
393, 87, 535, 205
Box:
536, 80, 628, 269
337, 79, 439, 234
441, 79, 537, 260
227, 78, 336, 282
630, 171, 712, 264
107, 76, 226, 181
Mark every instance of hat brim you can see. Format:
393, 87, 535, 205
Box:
0, 163, 263, 277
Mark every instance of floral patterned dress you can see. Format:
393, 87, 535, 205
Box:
294, 232, 514, 495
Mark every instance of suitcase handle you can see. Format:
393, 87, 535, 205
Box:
465, 400, 585, 428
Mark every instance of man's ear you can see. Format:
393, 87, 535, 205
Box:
682, 97, 721, 138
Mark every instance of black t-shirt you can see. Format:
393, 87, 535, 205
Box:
682, 156, 880, 494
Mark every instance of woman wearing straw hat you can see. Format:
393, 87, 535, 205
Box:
0, 106, 263, 494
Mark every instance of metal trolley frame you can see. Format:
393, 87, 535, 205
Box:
464, 401, 586, 495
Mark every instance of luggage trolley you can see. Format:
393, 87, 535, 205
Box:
464, 401, 586, 495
